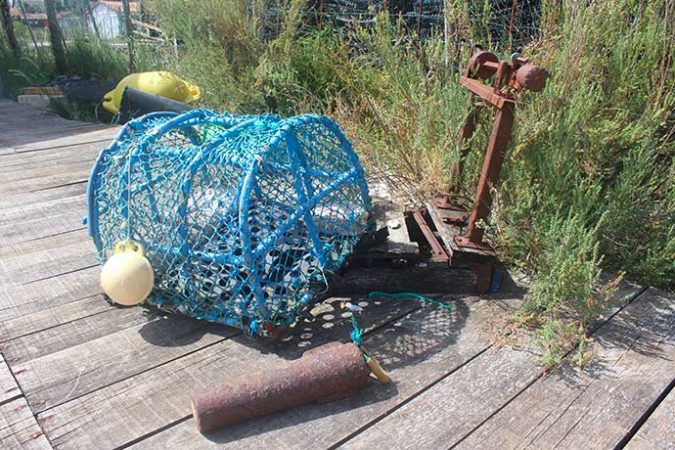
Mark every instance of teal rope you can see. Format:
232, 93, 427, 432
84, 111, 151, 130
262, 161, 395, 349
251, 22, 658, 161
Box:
367, 291, 455, 312
350, 315, 363, 348
348, 291, 454, 348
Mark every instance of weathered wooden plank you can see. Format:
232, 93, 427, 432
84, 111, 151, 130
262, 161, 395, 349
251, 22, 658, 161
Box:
0, 193, 85, 227
14, 315, 238, 412
0, 182, 85, 212
0, 294, 109, 343
0, 115, 92, 144
0, 123, 104, 155
0, 215, 86, 248
0, 145, 100, 189
448, 288, 675, 450
0, 230, 95, 286
327, 265, 476, 295
38, 296, 434, 449
0, 266, 101, 323
0, 397, 52, 449
0, 148, 92, 178
0, 139, 103, 171
425, 199, 461, 255
10, 128, 115, 154
369, 182, 419, 257
0, 212, 87, 255
337, 283, 648, 450
0, 121, 103, 142
0, 354, 22, 404
0, 169, 91, 196
0, 104, 103, 138
625, 386, 675, 450
2, 161, 93, 187
0, 300, 148, 365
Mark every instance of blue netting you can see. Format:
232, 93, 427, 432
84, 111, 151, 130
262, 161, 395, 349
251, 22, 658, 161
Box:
86, 109, 372, 336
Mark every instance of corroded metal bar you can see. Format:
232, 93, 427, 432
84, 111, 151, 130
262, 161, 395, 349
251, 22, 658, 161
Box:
191, 342, 370, 432
455, 101, 516, 251
410, 208, 449, 263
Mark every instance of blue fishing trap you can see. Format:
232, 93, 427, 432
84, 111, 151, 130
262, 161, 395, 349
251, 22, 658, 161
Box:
87, 109, 372, 336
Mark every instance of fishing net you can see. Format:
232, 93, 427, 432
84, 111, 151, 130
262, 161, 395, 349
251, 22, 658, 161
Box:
86, 109, 372, 336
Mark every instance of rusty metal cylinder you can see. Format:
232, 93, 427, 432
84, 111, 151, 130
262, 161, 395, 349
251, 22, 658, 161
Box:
191, 342, 370, 432
469, 50, 499, 79
515, 64, 549, 92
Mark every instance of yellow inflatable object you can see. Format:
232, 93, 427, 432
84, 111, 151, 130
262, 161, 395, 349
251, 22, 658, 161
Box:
102, 71, 201, 114
100, 241, 154, 306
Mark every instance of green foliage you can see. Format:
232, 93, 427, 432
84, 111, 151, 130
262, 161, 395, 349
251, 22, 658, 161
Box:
494, 0, 674, 363
1, 28, 161, 98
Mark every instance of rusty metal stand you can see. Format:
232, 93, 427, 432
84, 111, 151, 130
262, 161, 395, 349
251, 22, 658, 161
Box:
454, 101, 515, 254
433, 49, 547, 290
350, 48, 547, 294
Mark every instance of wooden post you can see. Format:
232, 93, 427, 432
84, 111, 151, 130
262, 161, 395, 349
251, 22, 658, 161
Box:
0, 0, 19, 56
121, 0, 135, 72
45, 0, 67, 73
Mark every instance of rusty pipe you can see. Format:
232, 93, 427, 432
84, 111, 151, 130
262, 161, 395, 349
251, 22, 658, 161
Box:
191, 342, 370, 432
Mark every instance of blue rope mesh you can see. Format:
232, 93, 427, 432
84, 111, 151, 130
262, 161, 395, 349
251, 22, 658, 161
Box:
87, 109, 373, 336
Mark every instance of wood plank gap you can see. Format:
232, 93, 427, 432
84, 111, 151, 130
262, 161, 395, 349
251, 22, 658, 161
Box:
0, 393, 23, 407
0, 353, 25, 406
37, 330, 243, 415
29, 179, 88, 193
14, 137, 112, 155
115, 416, 192, 450
615, 377, 675, 449
22, 264, 99, 286
446, 359, 544, 450
0, 293, 104, 343
22, 228, 87, 244
331, 345, 493, 450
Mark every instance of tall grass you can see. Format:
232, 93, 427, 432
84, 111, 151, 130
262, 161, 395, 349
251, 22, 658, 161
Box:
1, 30, 162, 98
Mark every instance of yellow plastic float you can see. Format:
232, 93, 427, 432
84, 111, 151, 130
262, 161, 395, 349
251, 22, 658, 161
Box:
102, 71, 201, 114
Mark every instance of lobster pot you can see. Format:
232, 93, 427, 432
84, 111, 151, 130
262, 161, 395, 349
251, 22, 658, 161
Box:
87, 110, 372, 336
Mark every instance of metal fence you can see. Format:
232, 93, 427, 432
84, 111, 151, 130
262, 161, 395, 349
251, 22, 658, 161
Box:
264, 0, 544, 48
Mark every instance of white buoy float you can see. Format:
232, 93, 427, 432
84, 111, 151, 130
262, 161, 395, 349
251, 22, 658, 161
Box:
100, 241, 154, 306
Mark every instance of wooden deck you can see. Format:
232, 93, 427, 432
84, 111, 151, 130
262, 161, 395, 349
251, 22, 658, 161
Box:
0, 99, 673, 450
